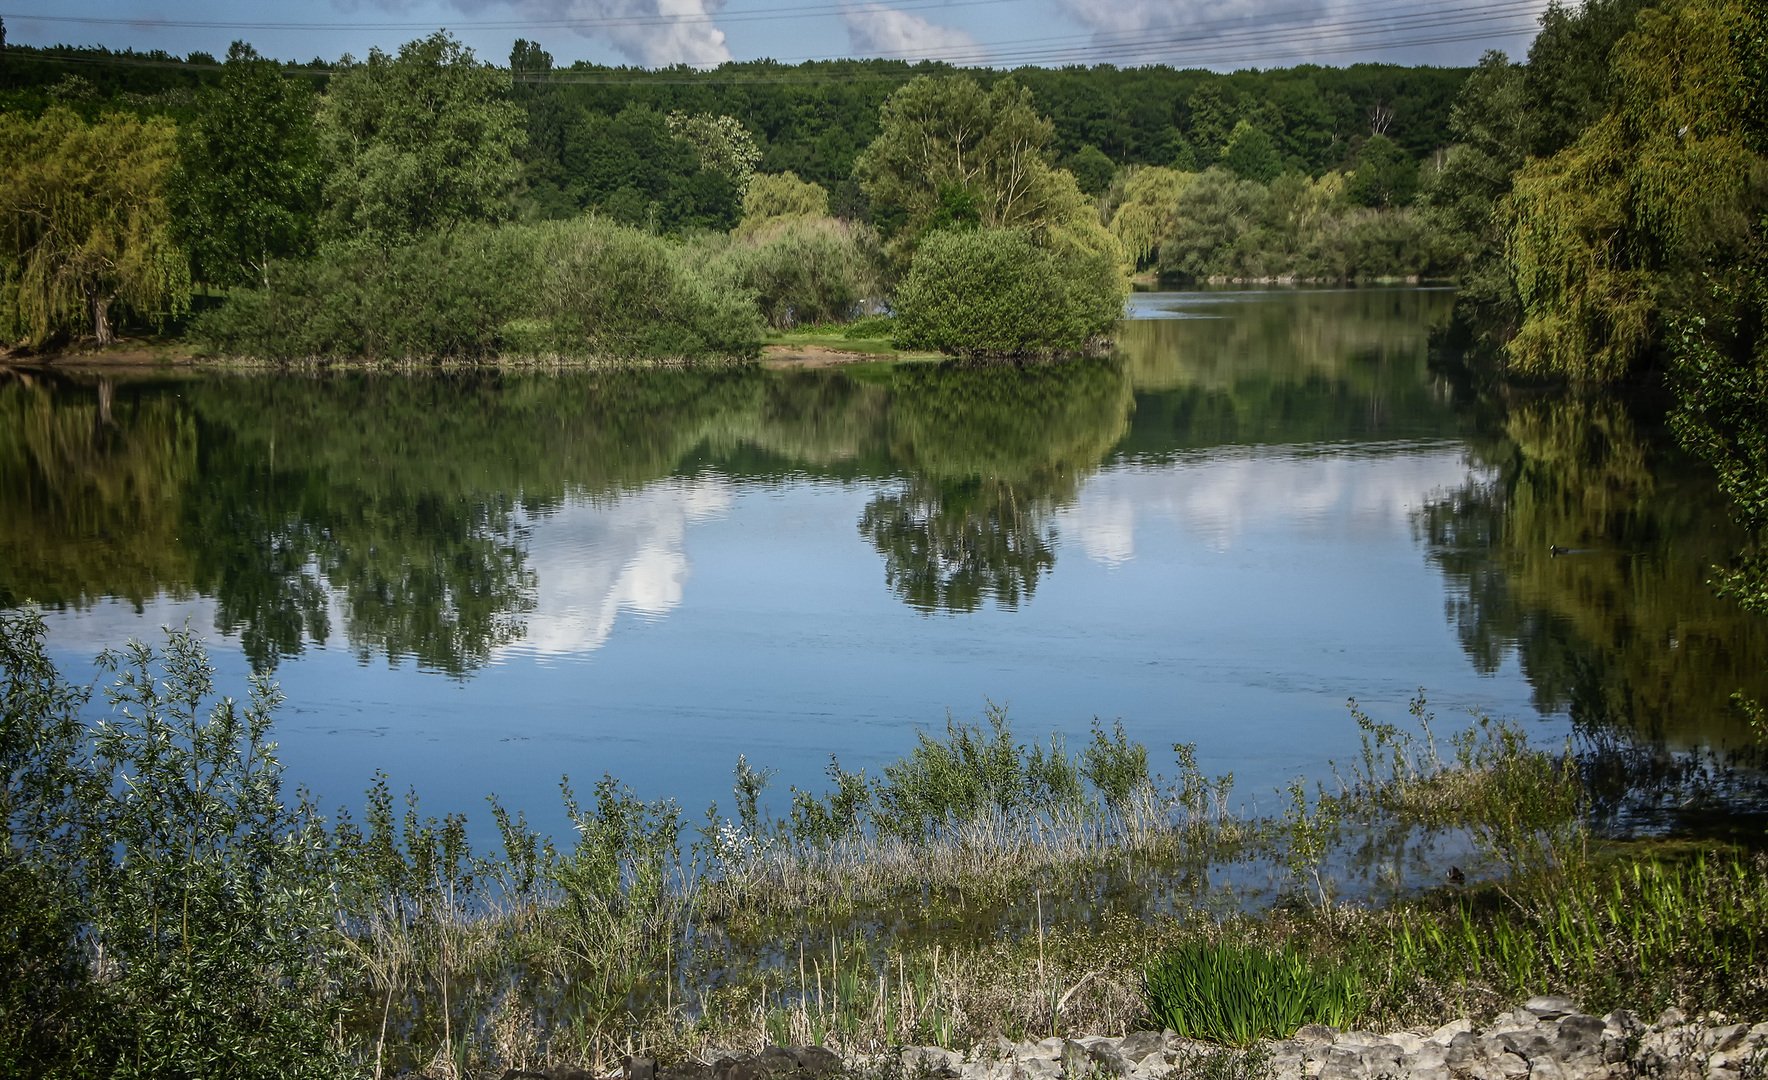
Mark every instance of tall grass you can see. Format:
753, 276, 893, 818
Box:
1144, 942, 1362, 1045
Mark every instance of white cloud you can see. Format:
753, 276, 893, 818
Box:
842, 2, 979, 59
507, 478, 733, 659
344, 0, 735, 68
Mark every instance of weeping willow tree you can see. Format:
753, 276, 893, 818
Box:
0, 108, 192, 349
1106, 166, 1194, 270
1499, 0, 1767, 382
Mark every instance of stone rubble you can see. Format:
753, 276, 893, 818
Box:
614, 999, 1768, 1080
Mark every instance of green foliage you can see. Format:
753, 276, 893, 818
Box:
1220, 120, 1281, 184
666, 110, 762, 197
315, 31, 525, 245
1377, 855, 1768, 1019
1143, 941, 1362, 1045
0, 107, 190, 347
0, 611, 345, 1078
1065, 144, 1117, 196
1500, 0, 1767, 382
788, 757, 874, 847
194, 216, 764, 361
1080, 719, 1151, 815
1158, 166, 1453, 283
873, 705, 1091, 841
855, 75, 1104, 265
192, 226, 531, 360
1346, 133, 1419, 207
556, 102, 744, 233
891, 227, 1125, 358
172, 41, 319, 288
1159, 168, 1270, 281
525, 216, 764, 358
737, 170, 832, 235
1107, 166, 1194, 268
713, 215, 883, 330
1522, 0, 1654, 158
1666, 5, 1768, 619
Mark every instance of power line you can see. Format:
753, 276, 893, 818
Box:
0, 0, 1540, 83
823, 0, 1545, 67
0, 0, 1024, 33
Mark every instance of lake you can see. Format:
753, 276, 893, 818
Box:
4, 288, 1763, 838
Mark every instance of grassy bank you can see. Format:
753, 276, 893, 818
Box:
2, 611, 1764, 1079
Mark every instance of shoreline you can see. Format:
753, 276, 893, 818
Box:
1, 340, 927, 373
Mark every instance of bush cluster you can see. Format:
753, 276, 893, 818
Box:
891, 228, 1126, 358
709, 215, 885, 330
194, 217, 764, 361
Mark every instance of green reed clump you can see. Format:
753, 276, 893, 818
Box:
1144, 940, 1363, 1046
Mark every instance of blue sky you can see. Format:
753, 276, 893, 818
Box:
1, 0, 1549, 70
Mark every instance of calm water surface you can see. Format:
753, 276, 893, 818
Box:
5, 288, 1762, 834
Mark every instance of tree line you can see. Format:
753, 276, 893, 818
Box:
1, 29, 1475, 359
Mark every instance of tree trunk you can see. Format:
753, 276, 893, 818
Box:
92, 295, 114, 346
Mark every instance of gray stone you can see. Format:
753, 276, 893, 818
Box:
1524, 998, 1579, 1022
1706, 1025, 1749, 1053
1431, 1020, 1475, 1046
902, 1047, 962, 1078
1494, 1052, 1530, 1080
1085, 1041, 1130, 1077
791, 1047, 843, 1077
961, 1062, 1015, 1080
1295, 1025, 1339, 1044
755, 1046, 800, 1074
1553, 1015, 1606, 1064
1118, 1032, 1165, 1063
1496, 1030, 1554, 1061
1601, 1011, 1643, 1038
1525, 1057, 1564, 1080
1015, 1058, 1062, 1080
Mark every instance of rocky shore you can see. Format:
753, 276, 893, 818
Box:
597, 998, 1767, 1080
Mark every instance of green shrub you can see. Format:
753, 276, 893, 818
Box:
1144, 941, 1362, 1045
192, 226, 529, 360
194, 217, 764, 361
873, 705, 1093, 840
0, 609, 345, 1079
891, 227, 1125, 359
712, 215, 883, 330
526, 216, 764, 358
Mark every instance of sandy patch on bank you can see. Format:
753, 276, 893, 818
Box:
759, 343, 892, 369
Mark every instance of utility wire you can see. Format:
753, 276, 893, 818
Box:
0, 0, 1540, 81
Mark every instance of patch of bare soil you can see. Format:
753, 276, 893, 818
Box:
760, 344, 888, 369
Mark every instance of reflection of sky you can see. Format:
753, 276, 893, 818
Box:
1061, 442, 1487, 561
506, 478, 732, 660
31, 442, 1556, 851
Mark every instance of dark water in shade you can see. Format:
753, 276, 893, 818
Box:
4, 288, 1764, 837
